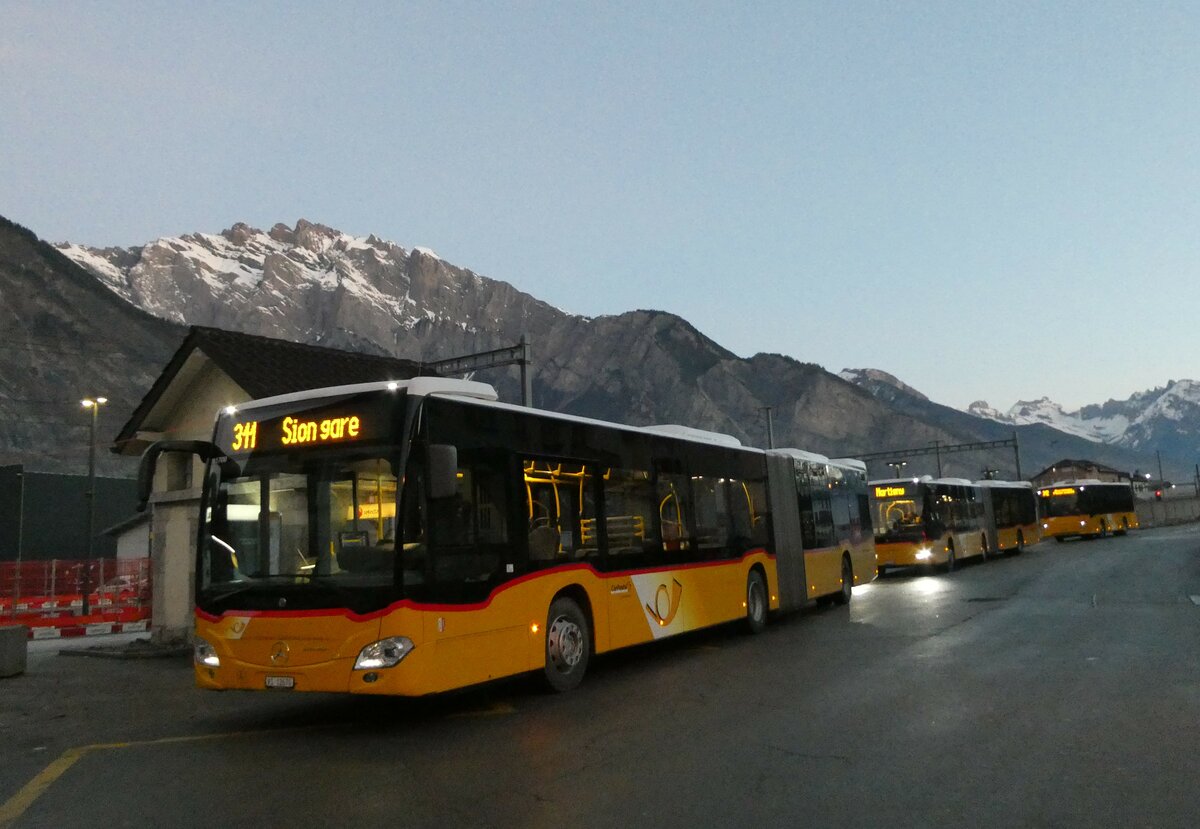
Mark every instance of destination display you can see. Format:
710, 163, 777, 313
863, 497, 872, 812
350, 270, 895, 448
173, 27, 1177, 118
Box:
217, 396, 394, 456
874, 485, 908, 499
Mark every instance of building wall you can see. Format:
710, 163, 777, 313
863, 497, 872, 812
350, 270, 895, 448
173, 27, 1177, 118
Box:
147, 364, 248, 643
1032, 462, 1128, 488
0, 465, 135, 562
115, 522, 151, 559
1136, 496, 1200, 528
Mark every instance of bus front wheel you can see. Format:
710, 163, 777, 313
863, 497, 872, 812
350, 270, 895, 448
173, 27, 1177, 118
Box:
745, 570, 768, 634
543, 597, 590, 692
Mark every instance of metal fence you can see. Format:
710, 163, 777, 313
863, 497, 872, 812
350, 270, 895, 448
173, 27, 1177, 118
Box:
0, 557, 152, 636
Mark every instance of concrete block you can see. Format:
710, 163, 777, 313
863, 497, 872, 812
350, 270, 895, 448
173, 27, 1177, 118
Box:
0, 625, 29, 677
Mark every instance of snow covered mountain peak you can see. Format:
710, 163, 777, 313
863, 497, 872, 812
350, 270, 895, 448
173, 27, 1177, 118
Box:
967, 381, 1200, 452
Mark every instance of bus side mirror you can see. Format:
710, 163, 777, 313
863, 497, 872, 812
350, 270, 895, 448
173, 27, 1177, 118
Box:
428, 444, 459, 500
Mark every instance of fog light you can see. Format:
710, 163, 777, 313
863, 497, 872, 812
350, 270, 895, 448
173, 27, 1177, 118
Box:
354, 636, 414, 670
915, 548, 932, 561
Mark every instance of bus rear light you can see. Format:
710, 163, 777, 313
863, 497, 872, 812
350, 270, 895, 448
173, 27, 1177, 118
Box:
354, 637, 414, 670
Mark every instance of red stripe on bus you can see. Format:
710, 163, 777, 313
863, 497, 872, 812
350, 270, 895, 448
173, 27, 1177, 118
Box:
195, 548, 774, 623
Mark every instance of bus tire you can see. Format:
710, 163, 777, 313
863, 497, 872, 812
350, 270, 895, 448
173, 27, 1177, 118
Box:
1097, 521, 1108, 539
943, 545, 956, 573
1013, 531, 1025, 556
543, 597, 590, 692
1115, 519, 1129, 537
833, 555, 853, 605
745, 570, 768, 634
980, 535, 990, 562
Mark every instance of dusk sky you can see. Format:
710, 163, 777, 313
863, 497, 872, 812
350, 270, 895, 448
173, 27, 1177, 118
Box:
2, 2, 1197, 411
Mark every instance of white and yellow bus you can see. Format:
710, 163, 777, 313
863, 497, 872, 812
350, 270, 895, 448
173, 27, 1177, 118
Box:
137, 378, 874, 696
977, 480, 1039, 555
1036, 480, 1138, 541
870, 477, 989, 573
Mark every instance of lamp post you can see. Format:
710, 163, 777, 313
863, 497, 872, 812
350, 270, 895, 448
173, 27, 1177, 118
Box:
887, 460, 907, 479
81, 396, 107, 615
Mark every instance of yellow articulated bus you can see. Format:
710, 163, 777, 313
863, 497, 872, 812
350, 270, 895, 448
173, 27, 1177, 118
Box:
870, 477, 989, 573
977, 480, 1040, 555
137, 378, 874, 697
777, 450, 876, 603
1036, 480, 1138, 542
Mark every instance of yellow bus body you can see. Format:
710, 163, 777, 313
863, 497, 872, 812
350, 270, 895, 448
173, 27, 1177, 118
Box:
874, 527, 987, 569
993, 522, 1041, 551
804, 537, 875, 598
1041, 512, 1138, 540
195, 552, 779, 696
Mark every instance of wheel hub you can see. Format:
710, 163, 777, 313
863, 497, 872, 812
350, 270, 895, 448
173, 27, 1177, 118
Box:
548, 616, 584, 669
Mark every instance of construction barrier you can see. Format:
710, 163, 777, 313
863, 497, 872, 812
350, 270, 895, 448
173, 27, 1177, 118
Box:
0, 557, 151, 638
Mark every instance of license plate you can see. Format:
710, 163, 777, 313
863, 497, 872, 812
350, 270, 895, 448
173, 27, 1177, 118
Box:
264, 675, 295, 690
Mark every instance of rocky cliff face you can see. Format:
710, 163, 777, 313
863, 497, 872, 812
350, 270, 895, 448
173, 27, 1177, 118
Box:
0, 216, 184, 474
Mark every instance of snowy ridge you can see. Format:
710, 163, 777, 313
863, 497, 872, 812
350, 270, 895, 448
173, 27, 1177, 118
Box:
966, 381, 1200, 451
839, 368, 929, 401
55, 220, 592, 359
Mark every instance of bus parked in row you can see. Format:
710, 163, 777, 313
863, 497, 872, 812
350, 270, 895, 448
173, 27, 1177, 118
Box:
978, 480, 1039, 554
137, 378, 876, 697
870, 477, 990, 573
1036, 480, 1138, 541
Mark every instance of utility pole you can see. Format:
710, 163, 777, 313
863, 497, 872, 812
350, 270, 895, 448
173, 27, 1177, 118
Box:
519, 334, 532, 408
1012, 430, 1022, 480
81, 396, 107, 616
760, 406, 775, 449
1156, 450, 1165, 486
932, 440, 943, 477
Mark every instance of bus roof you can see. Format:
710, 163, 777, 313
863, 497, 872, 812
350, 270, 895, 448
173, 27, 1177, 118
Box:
976, 480, 1033, 490
222, 377, 499, 418
642, 424, 743, 447
1041, 478, 1127, 490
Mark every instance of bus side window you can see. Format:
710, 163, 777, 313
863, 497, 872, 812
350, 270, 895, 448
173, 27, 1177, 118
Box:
602, 467, 658, 565
691, 475, 731, 560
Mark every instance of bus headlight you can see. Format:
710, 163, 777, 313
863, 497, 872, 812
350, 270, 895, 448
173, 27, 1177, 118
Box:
194, 638, 220, 668
354, 637, 414, 670
915, 548, 933, 561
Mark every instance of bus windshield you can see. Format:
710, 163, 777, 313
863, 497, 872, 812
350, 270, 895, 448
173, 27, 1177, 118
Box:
1040, 490, 1080, 518
872, 484, 927, 543
202, 454, 404, 612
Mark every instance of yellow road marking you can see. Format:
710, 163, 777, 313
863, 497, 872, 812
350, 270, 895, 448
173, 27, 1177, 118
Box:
0, 725, 334, 829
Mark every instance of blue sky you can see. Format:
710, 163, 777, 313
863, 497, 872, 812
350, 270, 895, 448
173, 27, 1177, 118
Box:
2, 1, 1197, 411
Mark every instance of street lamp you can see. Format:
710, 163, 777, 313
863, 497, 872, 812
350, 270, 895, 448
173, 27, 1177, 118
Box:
81, 396, 107, 615
887, 460, 907, 479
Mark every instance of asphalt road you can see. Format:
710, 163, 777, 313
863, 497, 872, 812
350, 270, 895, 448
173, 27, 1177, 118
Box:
3, 524, 1198, 828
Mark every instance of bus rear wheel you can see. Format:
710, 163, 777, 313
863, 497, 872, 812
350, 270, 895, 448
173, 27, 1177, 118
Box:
1115, 519, 1129, 537
745, 570, 768, 634
543, 597, 590, 692
1013, 531, 1024, 556
1097, 521, 1109, 539
833, 556, 853, 605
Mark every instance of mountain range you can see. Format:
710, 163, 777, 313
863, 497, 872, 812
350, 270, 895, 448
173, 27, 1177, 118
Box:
0, 214, 1193, 483
963, 384, 1200, 460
